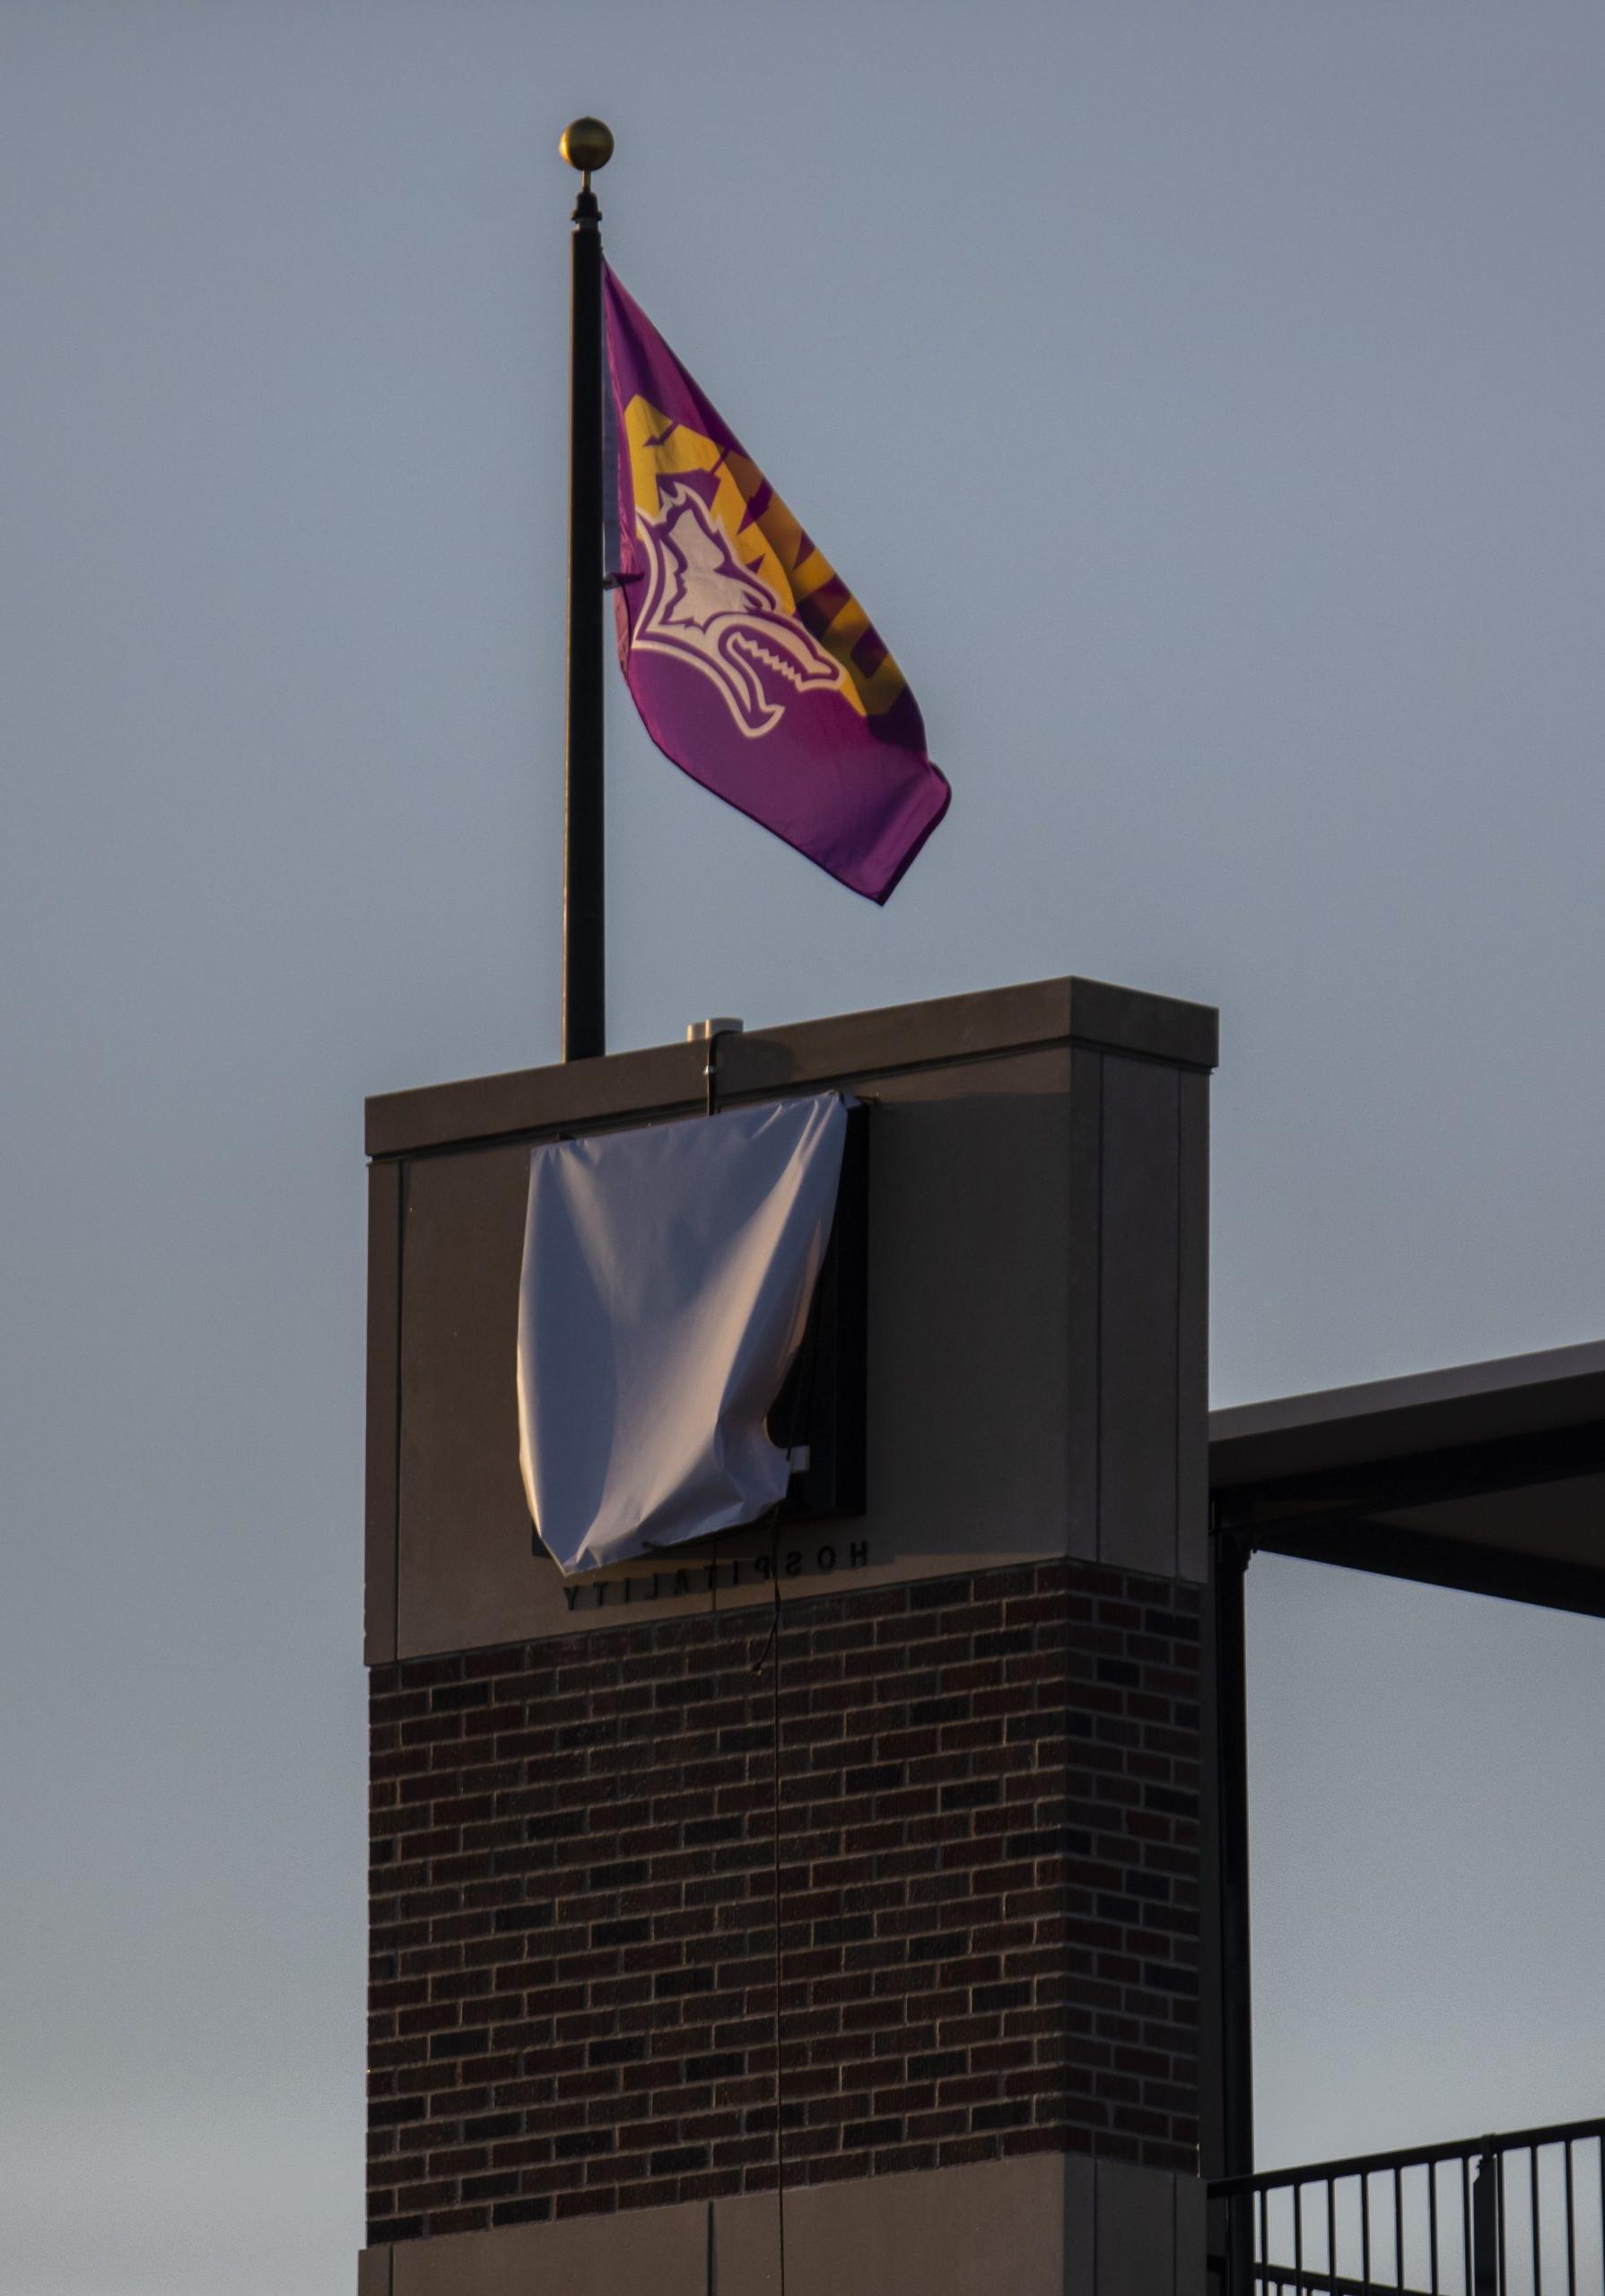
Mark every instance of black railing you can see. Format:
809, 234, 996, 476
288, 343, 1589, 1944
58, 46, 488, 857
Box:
1208, 2118, 1605, 2296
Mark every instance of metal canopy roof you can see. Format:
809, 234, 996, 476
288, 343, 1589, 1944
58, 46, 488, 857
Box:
1208, 1340, 1605, 1613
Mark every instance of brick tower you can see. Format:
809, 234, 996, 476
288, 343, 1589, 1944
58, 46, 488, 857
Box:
359, 975, 1217, 2296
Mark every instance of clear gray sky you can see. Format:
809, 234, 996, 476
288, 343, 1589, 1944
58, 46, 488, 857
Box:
3, 4, 1602, 2289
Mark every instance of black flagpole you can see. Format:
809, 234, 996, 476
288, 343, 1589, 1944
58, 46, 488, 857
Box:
560, 117, 612, 1062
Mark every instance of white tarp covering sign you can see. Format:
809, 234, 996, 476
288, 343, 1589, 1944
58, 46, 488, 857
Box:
517, 1092, 849, 1576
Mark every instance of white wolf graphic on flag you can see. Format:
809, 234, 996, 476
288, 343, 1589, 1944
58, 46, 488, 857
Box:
631, 475, 842, 739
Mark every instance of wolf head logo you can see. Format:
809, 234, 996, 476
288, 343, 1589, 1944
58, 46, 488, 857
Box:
631, 476, 843, 738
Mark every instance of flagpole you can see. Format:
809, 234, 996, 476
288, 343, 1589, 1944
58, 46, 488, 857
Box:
560, 117, 612, 1062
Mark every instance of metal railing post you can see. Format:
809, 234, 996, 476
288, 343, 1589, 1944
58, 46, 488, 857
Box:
1228, 2187, 1252, 2296
1472, 2153, 1499, 2296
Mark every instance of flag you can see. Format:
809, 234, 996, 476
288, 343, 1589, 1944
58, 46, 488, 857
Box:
602, 267, 950, 903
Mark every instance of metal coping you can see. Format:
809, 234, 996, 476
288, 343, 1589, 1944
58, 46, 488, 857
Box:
1209, 1338, 1605, 1491
363, 974, 1220, 1160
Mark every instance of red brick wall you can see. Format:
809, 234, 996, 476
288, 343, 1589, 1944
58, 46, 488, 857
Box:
367, 1561, 1201, 2246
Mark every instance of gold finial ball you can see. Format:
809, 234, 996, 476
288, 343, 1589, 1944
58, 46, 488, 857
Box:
560, 117, 614, 174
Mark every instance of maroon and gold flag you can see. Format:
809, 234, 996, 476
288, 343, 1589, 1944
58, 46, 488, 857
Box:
603, 268, 950, 902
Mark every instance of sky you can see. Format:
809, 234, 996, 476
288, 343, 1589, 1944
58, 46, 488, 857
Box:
2, 2, 1603, 2289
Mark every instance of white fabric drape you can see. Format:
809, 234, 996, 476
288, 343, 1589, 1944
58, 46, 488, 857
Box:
517, 1092, 849, 1576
